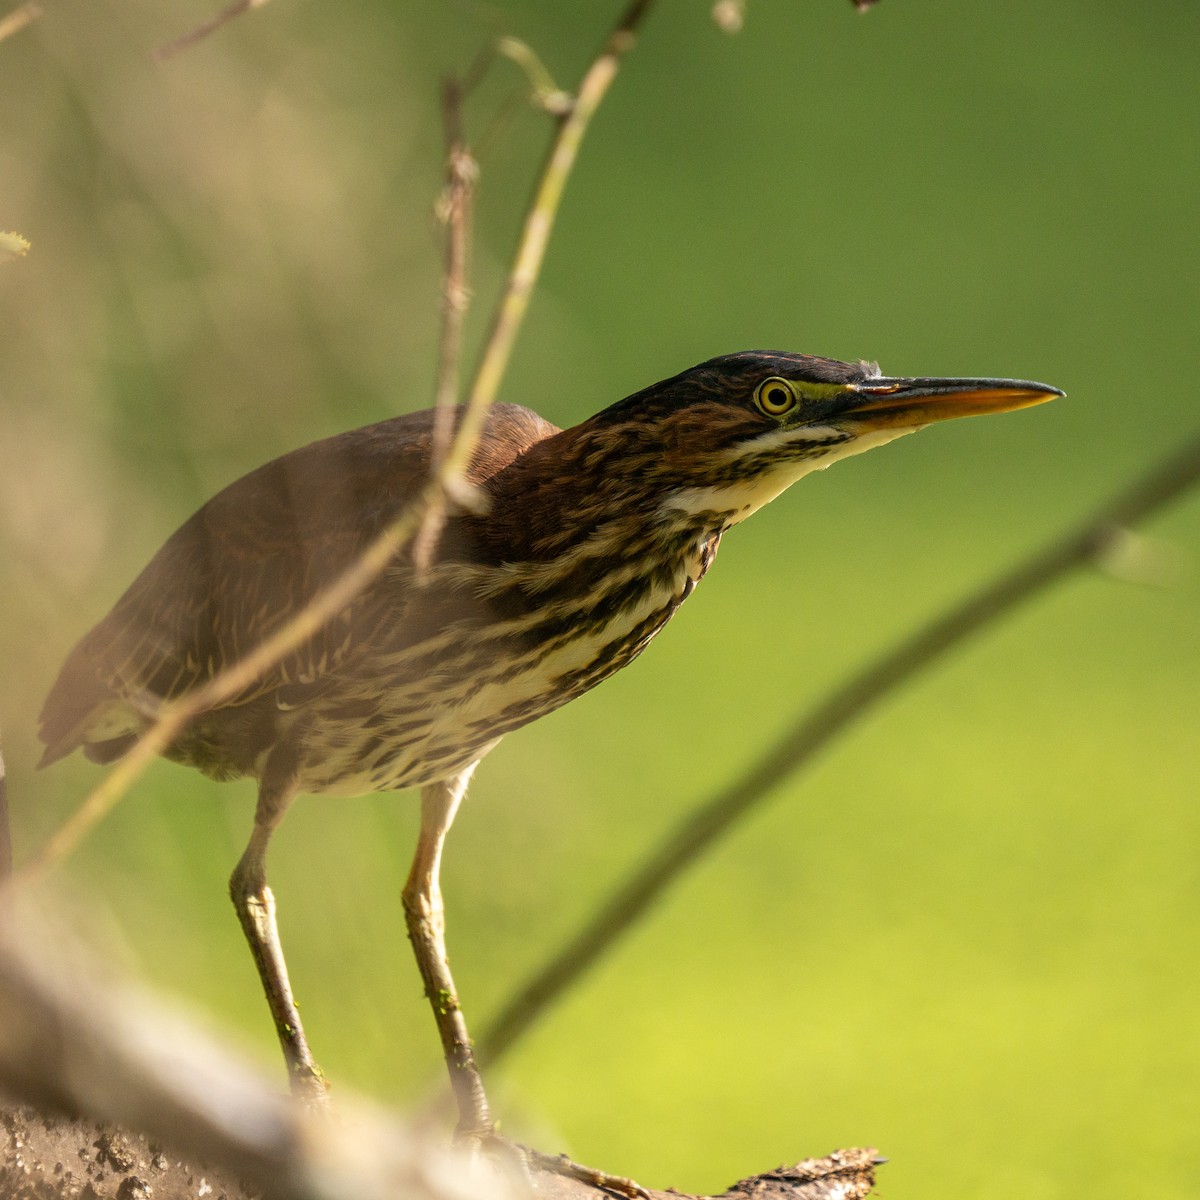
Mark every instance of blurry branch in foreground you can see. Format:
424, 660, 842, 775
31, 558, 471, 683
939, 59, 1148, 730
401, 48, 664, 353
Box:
0, 921, 880, 1197
476, 431, 1200, 1068
13, 2, 657, 886
0, 927, 519, 1200
0, 2, 39, 44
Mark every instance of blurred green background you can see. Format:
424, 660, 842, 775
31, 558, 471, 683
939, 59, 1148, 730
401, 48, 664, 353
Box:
3, 0, 1199, 1196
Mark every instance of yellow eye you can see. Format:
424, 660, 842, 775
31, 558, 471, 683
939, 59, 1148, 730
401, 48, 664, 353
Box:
754, 376, 797, 417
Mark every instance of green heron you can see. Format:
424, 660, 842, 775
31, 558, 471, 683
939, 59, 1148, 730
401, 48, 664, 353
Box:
38, 350, 1059, 1149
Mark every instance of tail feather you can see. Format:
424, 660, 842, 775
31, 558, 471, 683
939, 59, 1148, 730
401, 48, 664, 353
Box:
36, 739, 74, 770
38, 640, 138, 769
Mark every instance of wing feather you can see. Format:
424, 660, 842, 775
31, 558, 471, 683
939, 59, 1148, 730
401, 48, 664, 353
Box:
38, 403, 558, 767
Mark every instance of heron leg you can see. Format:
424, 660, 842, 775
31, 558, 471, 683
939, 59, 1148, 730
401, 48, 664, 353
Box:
402, 766, 491, 1136
230, 773, 327, 1105
401, 772, 651, 1199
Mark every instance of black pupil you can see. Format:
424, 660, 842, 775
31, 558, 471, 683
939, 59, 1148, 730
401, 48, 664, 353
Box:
767, 386, 787, 408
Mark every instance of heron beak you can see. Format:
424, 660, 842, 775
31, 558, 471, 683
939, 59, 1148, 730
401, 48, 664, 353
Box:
834, 375, 1063, 431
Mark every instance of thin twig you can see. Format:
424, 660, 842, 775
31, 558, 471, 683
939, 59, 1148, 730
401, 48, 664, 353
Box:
494, 37, 573, 115
420, 0, 657, 549
415, 78, 480, 573
433, 80, 477, 429
440, 0, 657, 488
476, 432, 1200, 1068
153, 0, 270, 62
0, 1, 40, 44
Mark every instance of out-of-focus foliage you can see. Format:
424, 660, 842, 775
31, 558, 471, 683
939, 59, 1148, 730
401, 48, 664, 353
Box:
2, 2, 1198, 1198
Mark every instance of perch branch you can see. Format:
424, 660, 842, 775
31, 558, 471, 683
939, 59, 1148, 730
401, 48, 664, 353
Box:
0, 929, 879, 1199
477, 431, 1200, 1067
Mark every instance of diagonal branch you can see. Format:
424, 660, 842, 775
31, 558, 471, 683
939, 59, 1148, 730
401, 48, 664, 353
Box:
475, 431, 1200, 1068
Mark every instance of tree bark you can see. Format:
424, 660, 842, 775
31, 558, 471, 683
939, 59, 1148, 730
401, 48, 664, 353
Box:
0, 1105, 879, 1200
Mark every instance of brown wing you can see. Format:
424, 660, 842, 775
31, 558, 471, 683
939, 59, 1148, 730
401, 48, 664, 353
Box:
37, 403, 559, 767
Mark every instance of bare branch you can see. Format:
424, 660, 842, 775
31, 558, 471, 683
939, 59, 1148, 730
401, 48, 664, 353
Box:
443, 0, 658, 486
419, 1, 657, 575
153, 0, 271, 62
415, 78, 480, 574
476, 432, 1200, 1068
420, 3, 658, 565
432, 81, 478, 432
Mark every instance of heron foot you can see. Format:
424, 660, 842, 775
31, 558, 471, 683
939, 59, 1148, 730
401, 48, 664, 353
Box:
520, 1145, 652, 1199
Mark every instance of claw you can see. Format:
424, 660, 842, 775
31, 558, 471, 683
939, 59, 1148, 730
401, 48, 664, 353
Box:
524, 1148, 652, 1199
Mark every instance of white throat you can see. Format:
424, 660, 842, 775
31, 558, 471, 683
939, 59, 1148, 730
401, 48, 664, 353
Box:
660, 424, 920, 527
